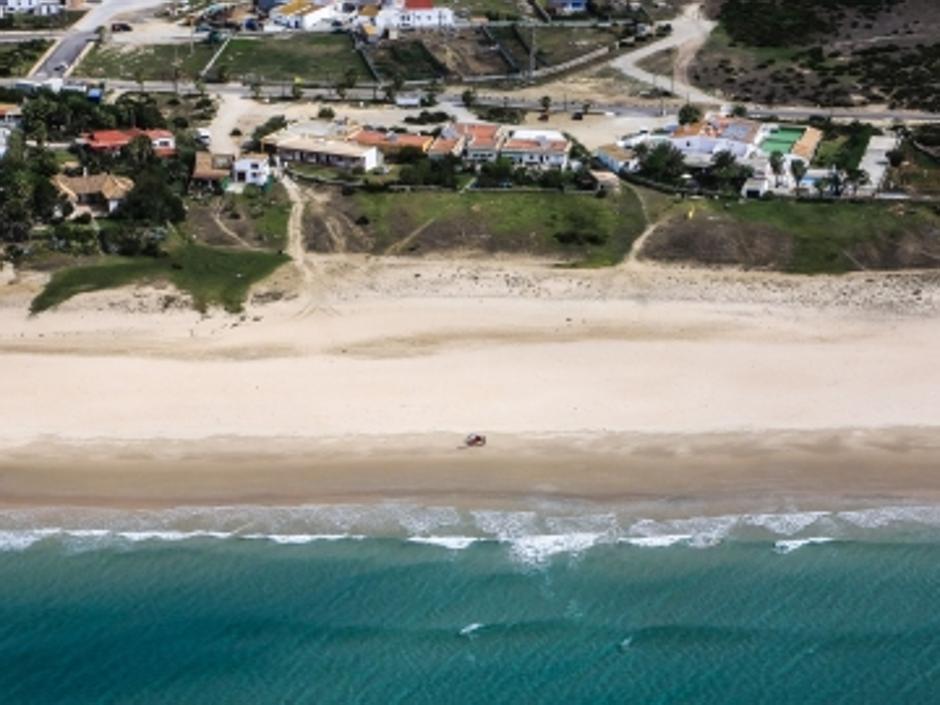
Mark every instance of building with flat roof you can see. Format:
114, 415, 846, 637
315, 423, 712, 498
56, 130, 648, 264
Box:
500, 128, 571, 170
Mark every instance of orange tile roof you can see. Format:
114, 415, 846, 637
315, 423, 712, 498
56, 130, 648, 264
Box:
453, 123, 504, 150
353, 129, 433, 152
501, 138, 569, 154
81, 129, 176, 156
428, 136, 462, 156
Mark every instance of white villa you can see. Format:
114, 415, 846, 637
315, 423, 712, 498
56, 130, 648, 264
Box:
619, 113, 824, 196
232, 153, 273, 187
500, 129, 571, 170
265, 0, 454, 32
0, 0, 65, 18
373, 0, 453, 31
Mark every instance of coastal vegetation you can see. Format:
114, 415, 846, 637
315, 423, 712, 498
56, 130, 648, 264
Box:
307, 187, 646, 266
695, 0, 940, 110
643, 199, 940, 273
31, 234, 288, 314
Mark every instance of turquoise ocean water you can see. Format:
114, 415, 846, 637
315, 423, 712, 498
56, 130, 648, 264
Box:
2, 503, 940, 704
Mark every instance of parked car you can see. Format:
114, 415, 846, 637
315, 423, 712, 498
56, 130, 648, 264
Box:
111, 22, 133, 32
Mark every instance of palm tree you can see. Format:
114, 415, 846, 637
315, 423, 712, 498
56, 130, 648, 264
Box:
790, 160, 807, 196
539, 95, 551, 114
769, 150, 784, 188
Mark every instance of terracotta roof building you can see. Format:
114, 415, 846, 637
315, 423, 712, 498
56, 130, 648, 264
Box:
53, 173, 135, 216
352, 129, 434, 155
79, 129, 177, 157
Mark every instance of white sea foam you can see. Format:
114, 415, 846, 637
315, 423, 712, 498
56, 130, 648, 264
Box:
242, 533, 364, 544
773, 537, 835, 555
408, 536, 479, 550
117, 530, 233, 542
0, 529, 57, 551
620, 534, 692, 548
509, 532, 602, 564
743, 511, 828, 536
459, 623, 484, 637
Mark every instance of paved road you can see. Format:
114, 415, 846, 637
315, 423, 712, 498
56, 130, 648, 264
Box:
5, 75, 939, 124
610, 2, 719, 105
32, 31, 94, 79
31, 0, 171, 78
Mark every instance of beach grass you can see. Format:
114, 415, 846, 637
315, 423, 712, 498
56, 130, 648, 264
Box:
348, 188, 645, 264
238, 183, 291, 251
31, 240, 288, 314
709, 199, 940, 274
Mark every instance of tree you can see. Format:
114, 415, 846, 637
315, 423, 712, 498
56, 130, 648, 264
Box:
343, 68, 359, 93
731, 104, 748, 117
123, 134, 156, 172
118, 167, 185, 223
769, 150, 784, 188
639, 142, 686, 185
709, 150, 753, 193
887, 148, 904, 168
334, 78, 348, 100
790, 159, 807, 196
171, 63, 182, 96
814, 176, 829, 199
425, 78, 441, 106
461, 88, 477, 108
291, 81, 303, 101
539, 95, 551, 113
251, 79, 263, 100
846, 168, 870, 196
678, 103, 702, 125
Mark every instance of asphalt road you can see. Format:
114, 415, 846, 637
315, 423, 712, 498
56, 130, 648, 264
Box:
32, 31, 94, 79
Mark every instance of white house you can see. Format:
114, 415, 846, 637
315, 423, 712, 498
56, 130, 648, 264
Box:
268, 0, 342, 30
0, 0, 63, 17
595, 143, 639, 174
374, 0, 454, 31
232, 153, 272, 187
267, 134, 384, 172
500, 128, 571, 170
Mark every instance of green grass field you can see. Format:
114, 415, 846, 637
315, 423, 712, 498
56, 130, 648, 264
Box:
212, 35, 370, 83
238, 183, 291, 251
76, 43, 217, 82
31, 239, 288, 314
0, 10, 84, 30
0, 39, 51, 78
439, 0, 525, 18
349, 188, 645, 265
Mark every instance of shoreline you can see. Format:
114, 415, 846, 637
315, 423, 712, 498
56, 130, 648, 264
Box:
5, 428, 940, 514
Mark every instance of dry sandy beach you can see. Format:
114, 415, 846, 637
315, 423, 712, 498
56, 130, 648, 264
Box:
2, 255, 940, 511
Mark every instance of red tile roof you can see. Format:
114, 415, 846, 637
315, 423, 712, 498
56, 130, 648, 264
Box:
81, 129, 176, 156
404, 0, 434, 9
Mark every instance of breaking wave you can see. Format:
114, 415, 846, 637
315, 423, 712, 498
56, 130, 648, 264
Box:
2, 503, 940, 563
